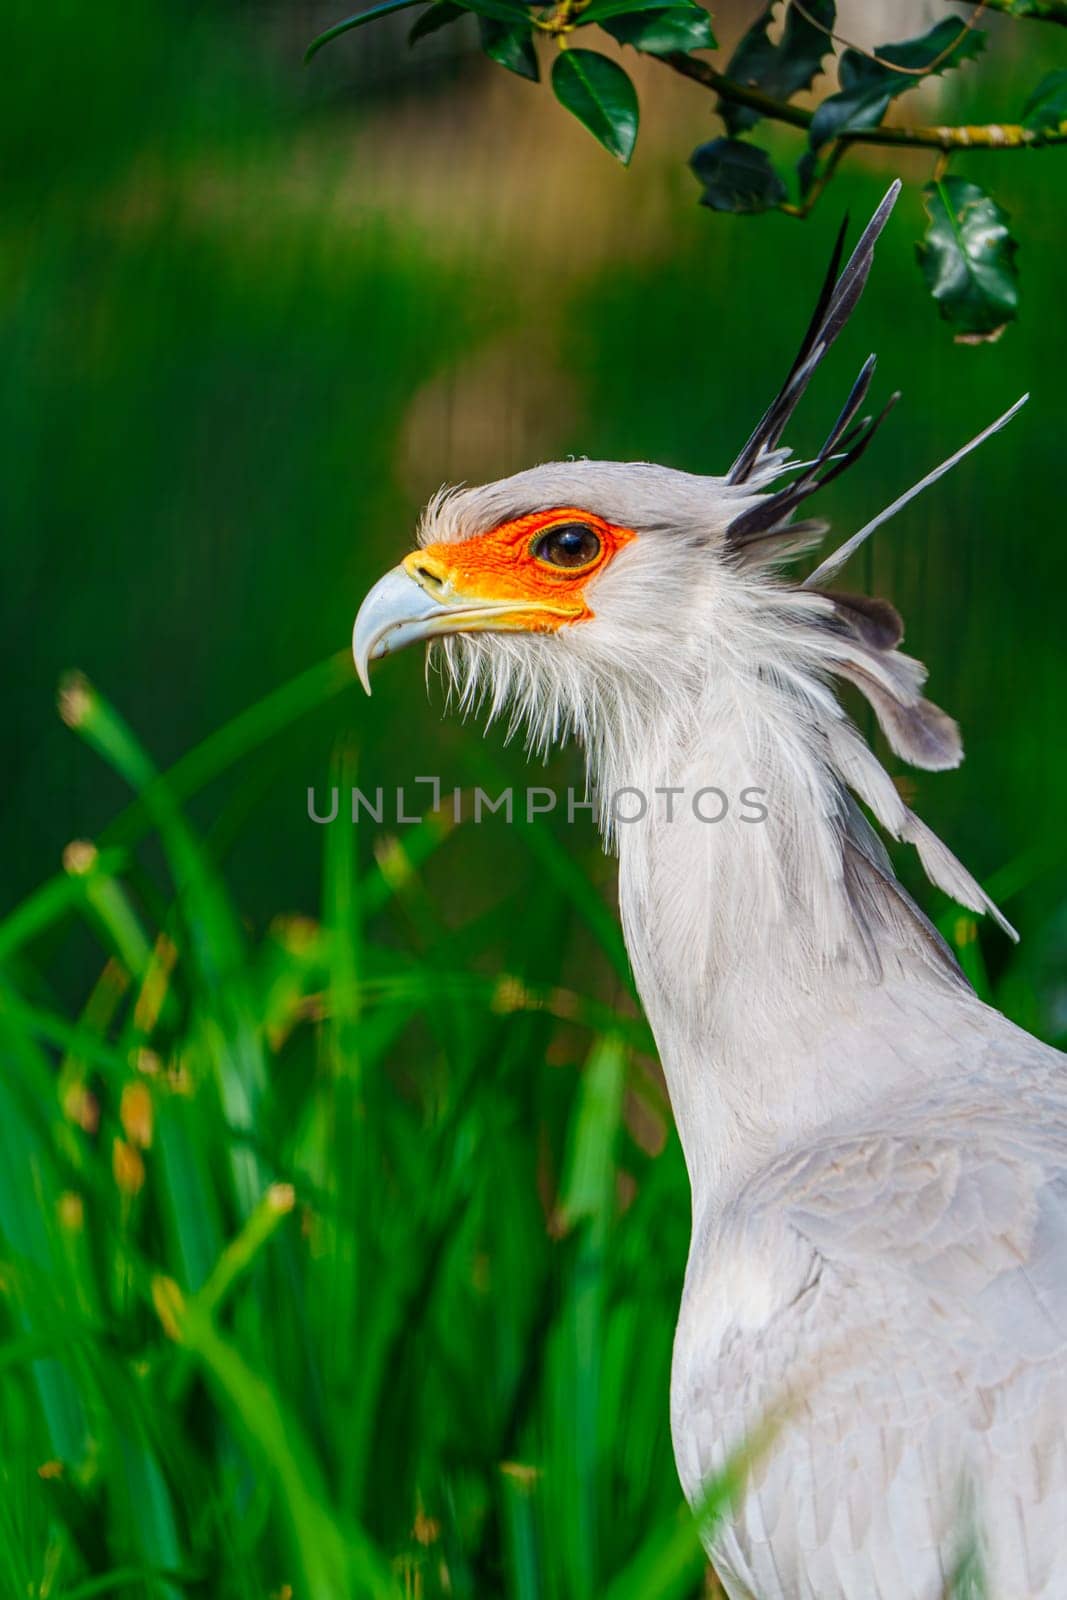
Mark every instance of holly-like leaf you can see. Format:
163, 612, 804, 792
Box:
552, 49, 639, 163
409, 0, 464, 43
306, 0, 426, 62
600, 4, 715, 57
579, 0, 692, 21
917, 177, 1019, 341
689, 138, 787, 213
1022, 69, 1067, 133
457, 0, 536, 22
479, 16, 539, 78
306, 0, 528, 55
810, 19, 986, 150
720, 0, 836, 136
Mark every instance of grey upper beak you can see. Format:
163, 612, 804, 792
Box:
351, 566, 454, 695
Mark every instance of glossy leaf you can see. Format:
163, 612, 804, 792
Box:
1022, 68, 1067, 132
721, 0, 835, 135
600, 4, 715, 57
579, 0, 692, 20
917, 177, 1019, 341
305, 0, 425, 62
689, 137, 786, 213
480, 16, 539, 79
810, 19, 986, 150
408, 0, 465, 42
461, 0, 538, 23
552, 49, 639, 164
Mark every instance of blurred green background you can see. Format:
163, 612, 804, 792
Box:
2, 0, 1065, 1595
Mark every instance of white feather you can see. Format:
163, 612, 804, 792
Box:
409, 413, 1059, 1598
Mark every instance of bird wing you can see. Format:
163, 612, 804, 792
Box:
674, 1026, 1067, 1600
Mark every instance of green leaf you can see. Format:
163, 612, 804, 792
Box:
479, 16, 539, 78
551, 49, 639, 164
558, 1035, 626, 1233
810, 19, 986, 150
721, 0, 835, 135
917, 177, 1019, 341
408, 0, 465, 42
1022, 68, 1067, 132
599, 5, 715, 57
579, 0, 694, 21
305, 0, 425, 62
689, 137, 786, 213
460, 0, 537, 22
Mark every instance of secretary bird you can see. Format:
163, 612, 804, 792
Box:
352, 183, 1067, 1599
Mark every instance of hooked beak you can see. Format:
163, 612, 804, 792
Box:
352, 557, 581, 694
352, 566, 453, 695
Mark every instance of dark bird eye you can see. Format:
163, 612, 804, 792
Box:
532, 523, 601, 569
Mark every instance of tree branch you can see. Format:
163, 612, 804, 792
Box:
663, 55, 813, 128
663, 53, 1067, 151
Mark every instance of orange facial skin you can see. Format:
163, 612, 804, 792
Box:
405, 508, 637, 632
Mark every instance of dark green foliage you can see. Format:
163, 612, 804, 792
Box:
599, 3, 715, 60
581, 0, 699, 21
304, 0, 1063, 332
551, 49, 639, 163
719, 0, 836, 135
305, 0, 427, 62
689, 137, 787, 212
306, 0, 529, 58
307, 0, 713, 167
917, 177, 1020, 339
409, 1, 466, 43
480, 17, 540, 80
1023, 68, 1067, 130
5, 1, 1066, 1587
461, 0, 538, 24
0, 668, 717, 1598
809, 19, 987, 150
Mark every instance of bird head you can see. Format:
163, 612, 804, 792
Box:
353, 460, 763, 755
352, 183, 1022, 943
353, 185, 912, 725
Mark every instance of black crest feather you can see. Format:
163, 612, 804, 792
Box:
726, 180, 901, 494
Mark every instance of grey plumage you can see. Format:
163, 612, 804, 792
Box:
353, 181, 1062, 1598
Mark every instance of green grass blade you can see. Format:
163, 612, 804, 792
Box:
559, 1034, 627, 1236
100, 652, 354, 853
0, 849, 128, 965
602, 1440, 752, 1600
0, 1014, 88, 1462
159, 1287, 396, 1600
116, 1431, 184, 1600
57, 1569, 189, 1600
60, 675, 267, 1210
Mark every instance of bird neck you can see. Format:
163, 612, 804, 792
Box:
587, 644, 969, 1204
